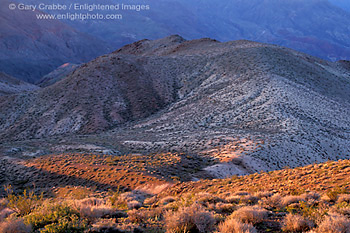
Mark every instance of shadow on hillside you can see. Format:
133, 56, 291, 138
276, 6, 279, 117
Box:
0, 157, 128, 198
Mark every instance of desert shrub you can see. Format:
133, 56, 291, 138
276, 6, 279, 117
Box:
109, 194, 128, 210
128, 207, 163, 223
337, 194, 350, 204
39, 215, 87, 233
282, 195, 305, 207
120, 190, 147, 203
217, 218, 257, 233
76, 198, 105, 207
164, 203, 215, 233
299, 201, 328, 225
230, 206, 269, 224
74, 198, 116, 219
143, 196, 157, 206
213, 203, 236, 214
265, 194, 283, 210
0, 199, 8, 212
233, 191, 249, 196
226, 195, 241, 204
108, 187, 128, 210
90, 219, 120, 233
240, 195, 259, 205
254, 191, 273, 199
0, 208, 15, 222
25, 202, 87, 232
326, 187, 348, 202
301, 192, 320, 201
331, 201, 350, 216
112, 222, 142, 233
282, 214, 314, 232
5, 187, 43, 216
127, 200, 142, 210
196, 193, 224, 205
160, 196, 176, 205
0, 218, 31, 233
332, 207, 350, 216
166, 193, 196, 211
110, 190, 146, 210
192, 211, 216, 233
128, 209, 147, 223
226, 194, 258, 205
316, 214, 350, 233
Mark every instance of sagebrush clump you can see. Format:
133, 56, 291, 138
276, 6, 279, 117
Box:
217, 218, 257, 233
165, 203, 215, 233
230, 206, 269, 224
282, 213, 314, 232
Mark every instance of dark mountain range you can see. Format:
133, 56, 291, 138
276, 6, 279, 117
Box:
0, 36, 349, 175
0, 0, 111, 83
16, 0, 350, 62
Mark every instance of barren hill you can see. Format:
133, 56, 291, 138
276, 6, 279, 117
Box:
0, 36, 349, 176
107, 36, 350, 176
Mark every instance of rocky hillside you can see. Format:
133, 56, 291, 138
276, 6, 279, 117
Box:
0, 37, 184, 139
0, 36, 349, 176
0, 0, 110, 83
111, 36, 350, 175
0, 72, 39, 96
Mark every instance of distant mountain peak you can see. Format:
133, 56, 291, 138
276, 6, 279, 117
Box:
115, 34, 187, 56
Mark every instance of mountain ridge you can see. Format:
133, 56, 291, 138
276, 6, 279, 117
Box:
0, 36, 349, 177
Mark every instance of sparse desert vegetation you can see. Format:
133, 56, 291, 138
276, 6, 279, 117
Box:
1, 157, 350, 232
